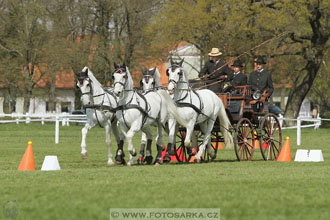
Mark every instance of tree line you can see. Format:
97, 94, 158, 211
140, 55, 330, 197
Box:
0, 0, 329, 117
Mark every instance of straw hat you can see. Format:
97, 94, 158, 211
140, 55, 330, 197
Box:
208, 48, 222, 57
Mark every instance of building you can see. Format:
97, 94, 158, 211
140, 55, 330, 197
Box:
0, 69, 75, 115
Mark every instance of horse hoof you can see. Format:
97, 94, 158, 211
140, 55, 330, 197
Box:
145, 156, 153, 165
131, 149, 137, 157
153, 158, 162, 166
81, 153, 88, 159
137, 157, 144, 165
163, 154, 171, 163
194, 158, 201, 163
107, 161, 115, 166
115, 155, 122, 164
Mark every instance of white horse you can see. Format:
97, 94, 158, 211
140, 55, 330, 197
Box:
160, 59, 233, 162
76, 67, 125, 166
137, 67, 164, 164
112, 63, 168, 166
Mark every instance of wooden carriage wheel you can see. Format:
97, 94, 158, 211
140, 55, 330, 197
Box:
173, 128, 192, 163
195, 130, 219, 162
234, 118, 255, 161
259, 113, 282, 160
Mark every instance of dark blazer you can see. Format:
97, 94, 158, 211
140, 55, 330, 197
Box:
227, 71, 247, 86
248, 69, 274, 95
199, 60, 231, 93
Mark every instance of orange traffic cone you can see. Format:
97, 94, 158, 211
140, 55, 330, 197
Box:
276, 137, 292, 162
18, 141, 35, 170
217, 142, 223, 150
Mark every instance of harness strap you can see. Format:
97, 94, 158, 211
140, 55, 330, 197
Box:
176, 102, 203, 115
83, 104, 116, 113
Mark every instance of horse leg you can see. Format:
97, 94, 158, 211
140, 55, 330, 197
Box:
184, 120, 196, 148
111, 122, 125, 165
126, 124, 140, 166
163, 118, 177, 163
142, 126, 153, 165
138, 132, 147, 164
195, 120, 215, 162
81, 123, 91, 159
105, 122, 114, 166
154, 123, 164, 165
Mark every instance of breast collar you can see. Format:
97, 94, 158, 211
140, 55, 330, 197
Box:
175, 89, 204, 116
115, 91, 160, 128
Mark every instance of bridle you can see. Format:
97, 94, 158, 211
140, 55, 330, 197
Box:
77, 76, 106, 107
167, 65, 184, 87
113, 68, 127, 88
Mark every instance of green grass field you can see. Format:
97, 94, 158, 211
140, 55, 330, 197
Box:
0, 123, 330, 220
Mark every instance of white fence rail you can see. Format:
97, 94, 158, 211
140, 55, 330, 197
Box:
278, 115, 323, 146
0, 113, 329, 145
0, 113, 86, 144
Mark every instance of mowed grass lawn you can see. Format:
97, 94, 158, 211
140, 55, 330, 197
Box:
1, 123, 330, 220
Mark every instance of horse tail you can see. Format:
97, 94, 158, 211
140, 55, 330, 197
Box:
159, 90, 188, 127
218, 100, 233, 149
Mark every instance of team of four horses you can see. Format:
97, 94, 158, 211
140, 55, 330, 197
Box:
76, 59, 233, 166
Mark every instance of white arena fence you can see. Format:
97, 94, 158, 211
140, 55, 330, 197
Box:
0, 113, 86, 144
0, 113, 329, 146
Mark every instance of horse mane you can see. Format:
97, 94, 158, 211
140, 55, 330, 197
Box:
125, 66, 134, 90
82, 66, 103, 89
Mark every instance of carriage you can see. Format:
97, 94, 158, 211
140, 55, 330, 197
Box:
172, 84, 283, 162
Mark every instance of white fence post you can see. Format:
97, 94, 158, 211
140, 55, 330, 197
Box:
55, 116, 59, 144
26, 113, 30, 124
297, 116, 301, 146
279, 114, 283, 128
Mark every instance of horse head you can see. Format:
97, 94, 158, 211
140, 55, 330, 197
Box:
76, 67, 93, 106
166, 58, 186, 93
113, 62, 131, 97
140, 67, 158, 91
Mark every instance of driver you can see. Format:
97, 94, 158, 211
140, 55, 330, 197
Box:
248, 56, 273, 97
198, 48, 231, 93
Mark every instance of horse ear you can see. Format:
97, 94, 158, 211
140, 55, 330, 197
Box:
114, 62, 118, 69
151, 67, 156, 75
122, 61, 126, 69
140, 79, 143, 87
83, 68, 88, 76
170, 57, 173, 66
179, 59, 184, 67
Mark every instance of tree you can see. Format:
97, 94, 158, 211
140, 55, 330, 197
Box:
0, 0, 50, 112
146, 0, 330, 118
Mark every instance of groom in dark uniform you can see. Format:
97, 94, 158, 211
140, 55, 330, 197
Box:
227, 59, 247, 86
199, 48, 231, 94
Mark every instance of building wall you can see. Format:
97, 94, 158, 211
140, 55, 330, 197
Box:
7, 89, 76, 114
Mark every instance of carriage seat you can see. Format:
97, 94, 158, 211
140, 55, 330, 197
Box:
227, 100, 242, 114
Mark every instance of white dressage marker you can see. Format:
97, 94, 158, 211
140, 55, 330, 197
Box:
41, 156, 61, 171
294, 149, 324, 162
